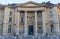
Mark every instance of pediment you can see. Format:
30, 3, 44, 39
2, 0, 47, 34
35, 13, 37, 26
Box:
19, 1, 41, 6
23, 3, 38, 6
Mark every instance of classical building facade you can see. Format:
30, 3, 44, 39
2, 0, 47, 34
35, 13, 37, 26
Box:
0, 1, 59, 36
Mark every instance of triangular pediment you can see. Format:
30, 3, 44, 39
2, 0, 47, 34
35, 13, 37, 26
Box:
23, 3, 38, 6
19, 1, 41, 6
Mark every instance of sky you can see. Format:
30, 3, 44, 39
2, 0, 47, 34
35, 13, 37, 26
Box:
0, 0, 60, 4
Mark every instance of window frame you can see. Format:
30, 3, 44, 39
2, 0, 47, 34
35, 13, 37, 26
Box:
8, 25, 12, 33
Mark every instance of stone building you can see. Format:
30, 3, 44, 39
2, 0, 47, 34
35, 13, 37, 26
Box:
0, 1, 59, 36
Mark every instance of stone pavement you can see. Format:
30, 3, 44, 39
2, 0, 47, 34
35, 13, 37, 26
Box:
0, 34, 60, 39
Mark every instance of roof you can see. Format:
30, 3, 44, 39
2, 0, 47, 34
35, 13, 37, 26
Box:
19, 1, 41, 5
46, 1, 54, 6
0, 1, 57, 9
58, 3, 60, 6
15, 1, 48, 8
8, 3, 18, 6
0, 4, 5, 9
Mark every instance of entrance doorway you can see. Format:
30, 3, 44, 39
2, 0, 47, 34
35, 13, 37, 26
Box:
28, 25, 34, 35
50, 24, 54, 33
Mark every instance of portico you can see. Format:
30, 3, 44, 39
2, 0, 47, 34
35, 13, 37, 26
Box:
15, 1, 51, 35
16, 9, 47, 35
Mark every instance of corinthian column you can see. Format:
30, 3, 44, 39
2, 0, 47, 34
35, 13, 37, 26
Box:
16, 11, 20, 35
35, 11, 38, 35
24, 11, 27, 35
42, 11, 46, 35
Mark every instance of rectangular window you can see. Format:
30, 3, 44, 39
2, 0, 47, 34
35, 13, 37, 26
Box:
20, 27, 24, 34
21, 17, 23, 23
10, 11, 12, 16
37, 25, 43, 34
9, 17, 12, 22
49, 11, 53, 18
37, 12, 42, 24
49, 11, 53, 22
8, 25, 12, 33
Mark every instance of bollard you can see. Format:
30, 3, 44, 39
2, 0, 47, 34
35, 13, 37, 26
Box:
57, 36, 59, 39
38, 36, 41, 39
14, 36, 16, 39
48, 35, 50, 37
0, 36, 1, 38
33, 36, 34, 39
51, 36, 53, 39
20, 36, 22, 39
3, 37, 5, 39
0, 36, 1, 39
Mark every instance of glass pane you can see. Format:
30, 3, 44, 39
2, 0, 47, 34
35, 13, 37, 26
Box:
19, 25, 24, 34
37, 25, 43, 34
9, 17, 12, 22
10, 11, 12, 16
49, 11, 53, 18
50, 24, 54, 33
8, 25, 12, 33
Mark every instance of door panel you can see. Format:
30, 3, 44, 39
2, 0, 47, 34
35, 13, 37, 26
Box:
28, 25, 33, 35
